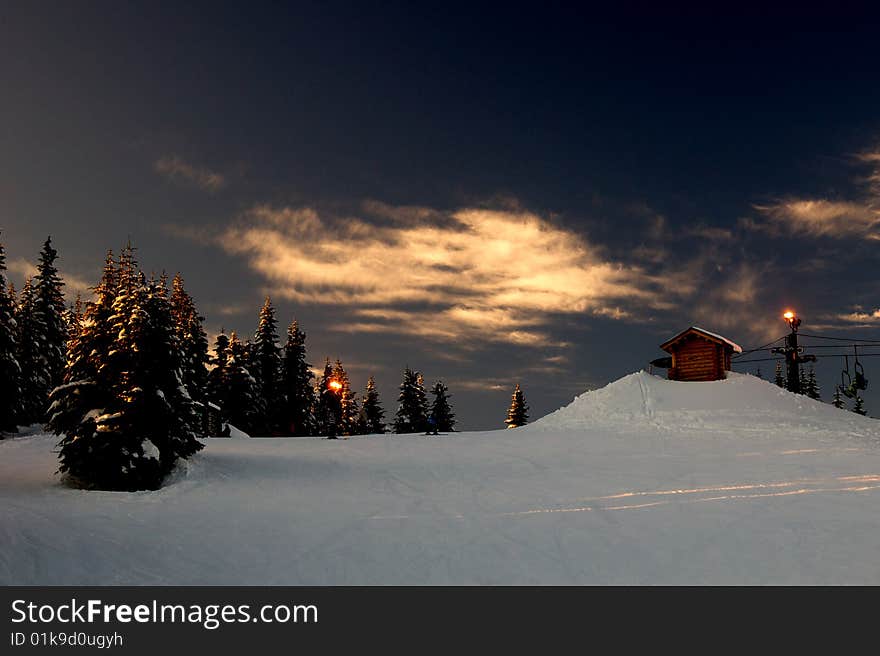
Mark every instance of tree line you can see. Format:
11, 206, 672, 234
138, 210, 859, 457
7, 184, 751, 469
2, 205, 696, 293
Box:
770, 361, 867, 415
0, 237, 531, 489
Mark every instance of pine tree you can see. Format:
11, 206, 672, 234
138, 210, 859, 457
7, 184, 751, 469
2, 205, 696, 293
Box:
280, 319, 314, 436
832, 386, 845, 409
394, 367, 428, 434
51, 246, 202, 490
15, 277, 48, 424
805, 366, 820, 400
170, 273, 209, 404
332, 359, 359, 435
853, 392, 867, 416
429, 381, 455, 433
33, 237, 67, 408
362, 376, 386, 434
505, 383, 529, 429
316, 359, 343, 438
206, 331, 231, 411
251, 297, 283, 434
799, 366, 808, 396
0, 236, 21, 432
774, 362, 785, 389
224, 331, 261, 434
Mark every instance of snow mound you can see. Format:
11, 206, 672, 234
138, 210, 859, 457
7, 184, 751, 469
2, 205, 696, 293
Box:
529, 371, 879, 437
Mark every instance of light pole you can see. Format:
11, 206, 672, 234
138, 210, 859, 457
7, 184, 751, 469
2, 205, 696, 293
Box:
772, 310, 815, 394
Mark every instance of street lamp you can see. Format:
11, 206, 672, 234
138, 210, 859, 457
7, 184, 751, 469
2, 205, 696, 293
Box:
783, 310, 801, 332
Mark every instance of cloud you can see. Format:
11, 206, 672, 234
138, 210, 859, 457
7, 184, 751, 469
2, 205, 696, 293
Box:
751, 200, 880, 239
6, 258, 93, 300
836, 308, 880, 324
210, 203, 688, 347
154, 156, 226, 193
748, 151, 880, 240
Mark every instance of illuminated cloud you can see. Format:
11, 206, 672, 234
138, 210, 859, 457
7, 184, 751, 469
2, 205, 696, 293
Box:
155, 155, 226, 193
837, 308, 880, 324
749, 151, 880, 240
751, 200, 880, 239
213, 204, 685, 347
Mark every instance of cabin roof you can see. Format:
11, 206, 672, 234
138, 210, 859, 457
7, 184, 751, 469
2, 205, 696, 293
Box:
659, 326, 743, 354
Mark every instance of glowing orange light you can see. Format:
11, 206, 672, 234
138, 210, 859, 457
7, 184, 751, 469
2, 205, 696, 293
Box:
329, 380, 342, 391
783, 310, 795, 320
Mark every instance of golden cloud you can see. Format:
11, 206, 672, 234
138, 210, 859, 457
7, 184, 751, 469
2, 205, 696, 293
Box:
215, 204, 685, 347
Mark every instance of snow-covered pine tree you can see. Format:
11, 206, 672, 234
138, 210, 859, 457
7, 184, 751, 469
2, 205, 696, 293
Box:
224, 331, 261, 434
505, 383, 529, 429
52, 247, 202, 490
206, 331, 231, 412
33, 237, 67, 403
64, 293, 83, 346
0, 236, 21, 432
805, 366, 820, 400
316, 359, 342, 438
429, 381, 455, 433
394, 367, 428, 434
15, 277, 49, 425
332, 359, 359, 435
50, 252, 121, 486
852, 392, 867, 416
774, 361, 785, 388
362, 376, 386, 434
251, 297, 283, 434
170, 273, 209, 404
280, 319, 314, 436
799, 366, 808, 396
832, 386, 845, 409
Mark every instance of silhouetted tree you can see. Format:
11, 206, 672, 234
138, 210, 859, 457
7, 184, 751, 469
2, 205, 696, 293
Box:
0, 236, 20, 432
774, 362, 785, 389
853, 392, 867, 416
805, 366, 820, 400
332, 359, 359, 435
429, 381, 455, 433
832, 386, 845, 409
394, 367, 428, 434
316, 359, 343, 438
361, 376, 386, 434
280, 319, 314, 435
250, 297, 283, 434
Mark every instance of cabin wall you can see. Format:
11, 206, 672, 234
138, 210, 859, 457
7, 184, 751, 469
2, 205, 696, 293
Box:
669, 337, 724, 381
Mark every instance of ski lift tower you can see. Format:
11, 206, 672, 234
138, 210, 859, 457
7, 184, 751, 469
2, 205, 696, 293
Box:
772, 310, 815, 394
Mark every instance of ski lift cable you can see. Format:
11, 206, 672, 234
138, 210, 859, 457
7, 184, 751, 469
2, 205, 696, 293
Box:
798, 333, 880, 344
732, 335, 788, 359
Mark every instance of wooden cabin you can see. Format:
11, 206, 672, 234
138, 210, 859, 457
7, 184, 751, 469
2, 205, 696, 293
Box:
659, 327, 742, 382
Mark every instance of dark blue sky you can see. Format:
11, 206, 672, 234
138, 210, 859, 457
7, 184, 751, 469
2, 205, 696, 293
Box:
3, 3, 880, 427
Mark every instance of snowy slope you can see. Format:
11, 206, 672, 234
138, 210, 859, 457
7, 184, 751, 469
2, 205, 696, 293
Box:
2, 372, 880, 585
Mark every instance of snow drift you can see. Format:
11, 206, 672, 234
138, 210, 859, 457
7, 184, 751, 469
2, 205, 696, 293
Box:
530, 371, 877, 437
2, 371, 879, 585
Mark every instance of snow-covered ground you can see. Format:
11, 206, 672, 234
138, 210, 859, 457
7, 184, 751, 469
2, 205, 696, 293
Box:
2, 372, 880, 585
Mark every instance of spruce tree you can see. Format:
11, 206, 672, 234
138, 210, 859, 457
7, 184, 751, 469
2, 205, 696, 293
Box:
774, 362, 785, 389
832, 386, 845, 409
394, 367, 428, 433
224, 331, 261, 434
170, 273, 209, 404
799, 366, 808, 396
33, 237, 67, 397
316, 359, 343, 438
280, 319, 314, 436
362, 376, 386, 434
51, 246, 202, 490
429, 381, 455, 433
332, 359, 359, 435
505, 383, 529, 429
805, 366, 820, 400
853, 392, 867, 416
206, 331, 231, 411
0, 236, 21, 432
16, 277, 48, 424
251, 297, 283, 434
